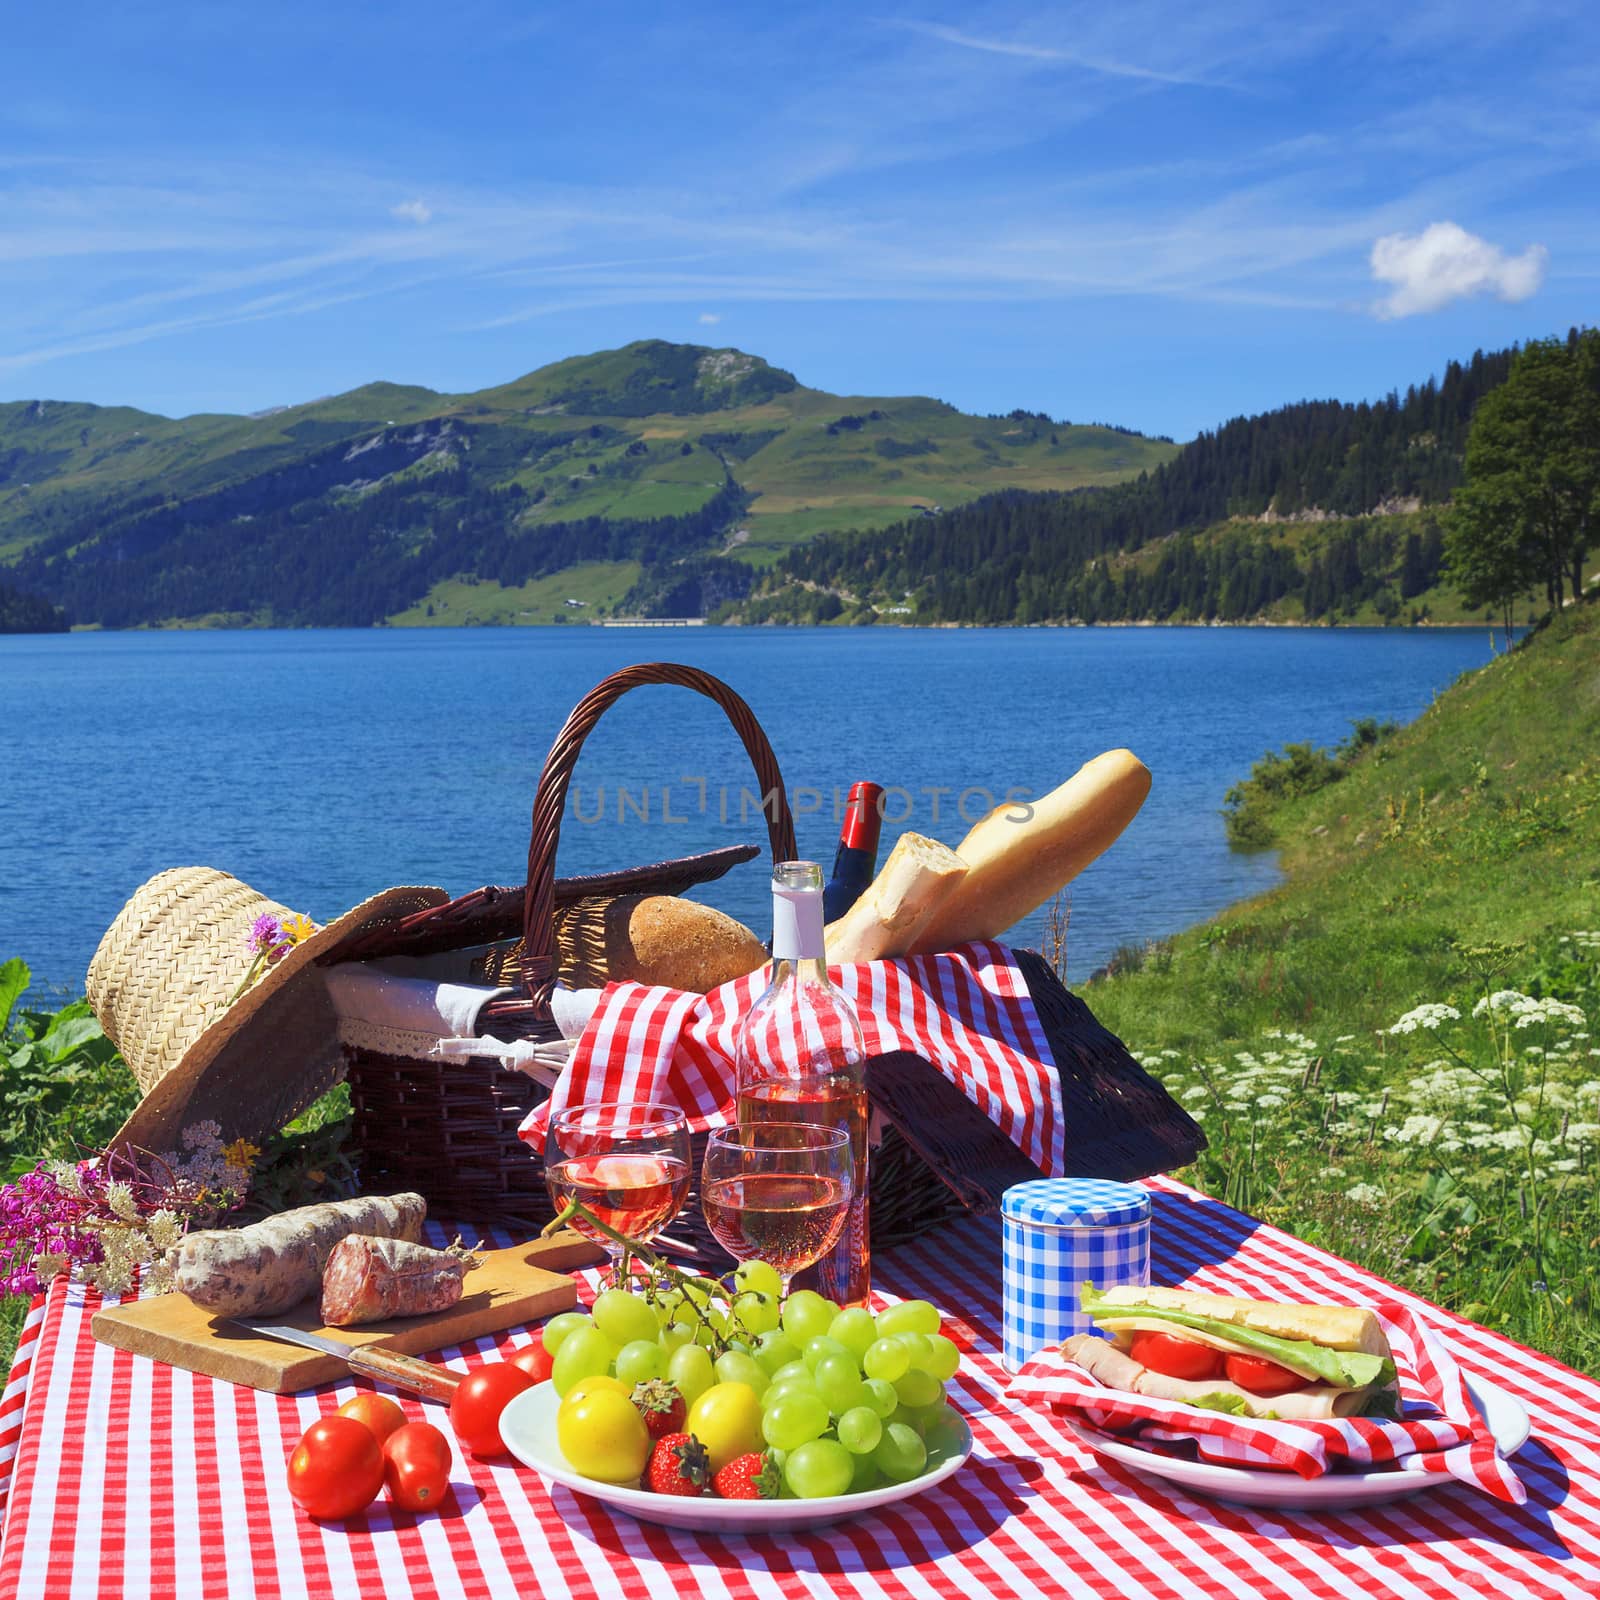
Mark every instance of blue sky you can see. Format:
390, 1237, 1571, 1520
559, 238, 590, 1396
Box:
2, 2, 1594, 439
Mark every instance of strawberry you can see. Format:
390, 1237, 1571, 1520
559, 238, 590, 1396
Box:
631, 1379, 686, 1441
711, 1451, 782, 1501
644, 1433, 710, 1497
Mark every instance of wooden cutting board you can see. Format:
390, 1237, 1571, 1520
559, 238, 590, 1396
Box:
90, 1230, 606, 1393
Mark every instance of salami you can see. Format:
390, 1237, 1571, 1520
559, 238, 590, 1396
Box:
174, 1192, 426, 1316
319, 1235, 467, 1326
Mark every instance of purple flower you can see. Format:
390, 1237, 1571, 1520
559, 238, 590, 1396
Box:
248, 914, 285, 956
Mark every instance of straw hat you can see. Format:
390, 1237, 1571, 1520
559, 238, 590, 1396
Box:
87, 867, 449, 1159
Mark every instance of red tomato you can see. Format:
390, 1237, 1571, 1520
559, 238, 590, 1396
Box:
508, 1342, 555, 1385
286, 1416, 385, 1520
448, 1363, 537, 1458
337, 1393, 408, 1445
383, 1422, 453, 1512
1223, 1353, 1308, 1395
1129, 1331, 1224, 1381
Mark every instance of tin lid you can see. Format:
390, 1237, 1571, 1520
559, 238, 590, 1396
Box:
1001, 1178, 1151, 1228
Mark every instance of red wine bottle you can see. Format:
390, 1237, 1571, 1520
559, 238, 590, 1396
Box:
822, 781, 885, 923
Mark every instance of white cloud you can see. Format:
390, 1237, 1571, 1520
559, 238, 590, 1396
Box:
698, 311, 721, 324
390, 198, 432, 225
1369, 221, 1546, 318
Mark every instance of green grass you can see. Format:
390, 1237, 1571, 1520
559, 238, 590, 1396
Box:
387, 561, 642, 626
1086, 598, 1600, 1370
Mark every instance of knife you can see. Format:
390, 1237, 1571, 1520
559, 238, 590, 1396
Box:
229, 1320, 462, 1402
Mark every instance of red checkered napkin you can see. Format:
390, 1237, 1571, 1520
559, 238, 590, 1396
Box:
1008, 1302, 1529, 1503
518, 939, 1066, 1175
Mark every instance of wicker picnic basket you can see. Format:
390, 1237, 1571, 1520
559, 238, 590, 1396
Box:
323, 662, 1203, 1263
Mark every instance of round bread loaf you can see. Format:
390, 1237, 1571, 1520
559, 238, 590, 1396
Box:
559, 894, 768, 993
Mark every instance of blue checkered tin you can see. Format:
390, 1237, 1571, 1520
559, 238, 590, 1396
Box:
1001, 1178, 1151, 1372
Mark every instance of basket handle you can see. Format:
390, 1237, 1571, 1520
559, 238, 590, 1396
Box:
510, 663, 795, 1014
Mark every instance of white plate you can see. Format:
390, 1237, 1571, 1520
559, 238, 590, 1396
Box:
500, 1381, 973, 1533
1062, 1375, 1530, 1509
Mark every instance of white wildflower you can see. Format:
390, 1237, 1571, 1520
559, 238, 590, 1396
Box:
1255, 1093, 1287, 1110
1385, 1113, 1446, 1145
1389, 1003, 1461, 1035
106, 1182, 139, 1222
146, 1209, 185, 1252
1345, 1183, 1385, 1207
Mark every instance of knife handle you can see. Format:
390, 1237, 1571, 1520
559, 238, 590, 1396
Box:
346, 1345, 461, 1402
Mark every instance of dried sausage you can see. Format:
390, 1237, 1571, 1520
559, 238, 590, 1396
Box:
175, 1193, 426, 1316
320, 1235, 466, 1326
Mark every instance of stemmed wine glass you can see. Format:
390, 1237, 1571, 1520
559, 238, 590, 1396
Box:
544, 1101, 692, 1283
700, 1122, 853, 1296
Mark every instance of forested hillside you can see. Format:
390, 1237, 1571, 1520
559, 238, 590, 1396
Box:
0, 341, 1172, 629
0, 577, 65, 633
734, 344, 1524, 625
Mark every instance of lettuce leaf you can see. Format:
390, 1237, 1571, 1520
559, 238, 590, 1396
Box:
1080, 1284, 1396, 1392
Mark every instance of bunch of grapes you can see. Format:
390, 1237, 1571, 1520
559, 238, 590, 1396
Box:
542, 1259, 965, 1499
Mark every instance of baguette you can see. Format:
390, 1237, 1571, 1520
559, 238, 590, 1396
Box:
909, 750, 1151, 952
824, 832, 969, 963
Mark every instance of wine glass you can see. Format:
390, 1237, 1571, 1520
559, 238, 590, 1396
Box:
700, 1122, 853, 1296
544, 1102, 691, 1283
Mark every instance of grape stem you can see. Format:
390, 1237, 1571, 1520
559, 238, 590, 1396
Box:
541, 1199, 761, 1356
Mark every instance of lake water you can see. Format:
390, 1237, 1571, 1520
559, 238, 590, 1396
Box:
2, 626, 1502, 1000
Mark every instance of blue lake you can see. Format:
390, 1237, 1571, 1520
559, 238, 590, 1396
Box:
2, 626, 1503, 999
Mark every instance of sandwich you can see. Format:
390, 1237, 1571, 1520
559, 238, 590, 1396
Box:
1062, 1284, 1400, 1420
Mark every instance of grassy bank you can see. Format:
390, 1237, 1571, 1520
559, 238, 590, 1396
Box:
1089, 598, 1600, 1371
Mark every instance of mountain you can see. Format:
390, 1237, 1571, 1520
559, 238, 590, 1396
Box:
731, 342, 1555, 627
0, 341, 1175, 629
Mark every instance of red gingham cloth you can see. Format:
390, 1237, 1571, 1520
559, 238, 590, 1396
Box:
1008, 1302, 1527, 1502
5, 1178, 1600, 1600
519, 941, 1066, 1176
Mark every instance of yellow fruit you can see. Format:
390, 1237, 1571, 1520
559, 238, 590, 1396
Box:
684, 1381, 764, 1471
556, 1389, 652, 1483
563, 1374, 629, 1405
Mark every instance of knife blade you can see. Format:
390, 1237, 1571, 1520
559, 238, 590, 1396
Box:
230, 1320, 462, 1402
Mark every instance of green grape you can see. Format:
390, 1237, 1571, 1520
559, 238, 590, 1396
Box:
730, 1288, 781, 1336
896, 1332, 937, 1372
753, 1331, 802, 1376
680, 1275, 716, 1304
921, 1405, 967, 1461
658, 1322, 694, 1354
835, 1405, 882, 1455
691, 1308, 731, 1349
762, 1391, 830, 1451
783, 1438, 854, 1499
667, 1343, 715, 1407
769, 1359, 813, 1386
541, 1310, 592, 1357
875, 1299, 940, 1338
861, 1377, 898, 1419
715, 1350, 771, 1394
848, 1451, 882, 1494
827, 1307, 877, 1361
872, 1422, 927, 1483
762, 1377, 818, 1414
781, 1290, 836, 1346
892, 1367, 943, 1409
651, 1292, 676, 1328
802, 1336, 851, 1373
924, 1334, 961, 1382
813, 1353, 867, 1415
614, 1338, 666, 1386
591, 1288, 661, 1347
734, 1259, 783, 1301
895, 1399, 946, 1435
862, 1337, 910, 1382
551, 1326, 618, 1394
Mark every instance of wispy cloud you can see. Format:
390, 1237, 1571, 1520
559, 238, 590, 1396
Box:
390, 198, 432, 224
1369, 221, 1548, 318
891, 18, 1238, 89
698, 311, 721, 324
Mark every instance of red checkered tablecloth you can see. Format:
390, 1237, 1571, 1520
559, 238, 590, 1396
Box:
2, 1179, 1598, 1600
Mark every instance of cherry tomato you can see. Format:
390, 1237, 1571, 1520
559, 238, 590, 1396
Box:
337, 1393, 408, 1445
508, 1342, 556, 1385
383, 1421, 453, 1512
448, 1362, 537, 1457
1129, 1331, 1224, 1381
286, 1416, 385, 1519
1223, 1353, 1308, 1395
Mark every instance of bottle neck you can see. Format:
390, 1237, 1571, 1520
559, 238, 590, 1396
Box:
772, 879, 827, 962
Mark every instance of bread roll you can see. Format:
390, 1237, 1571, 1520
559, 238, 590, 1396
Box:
824, 832, 968, 963
909, 750, 1151, 953
559, 895, 767, 993
1089, 1284, 1390, 1357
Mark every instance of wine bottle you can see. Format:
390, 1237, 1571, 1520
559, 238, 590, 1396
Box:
821, 781, 885, 923
734, 860, 871, 1305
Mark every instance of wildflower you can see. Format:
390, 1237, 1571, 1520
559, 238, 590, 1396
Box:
105, 1182, 139, 1222
221, 1138, 261, 1172
1254, 1093, 1287, 1109
247, 914, 285, 956
1388, 1003, 1461, 1034
280, 912, 317, 945
1345, 1183, 1385, 1207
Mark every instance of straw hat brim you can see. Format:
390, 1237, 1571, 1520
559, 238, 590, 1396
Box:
108, 883, 449, 1160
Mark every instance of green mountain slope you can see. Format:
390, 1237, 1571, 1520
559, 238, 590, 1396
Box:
0, 341, 1175, 628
